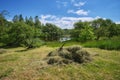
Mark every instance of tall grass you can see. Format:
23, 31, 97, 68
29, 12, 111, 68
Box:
83, 39, 120, 50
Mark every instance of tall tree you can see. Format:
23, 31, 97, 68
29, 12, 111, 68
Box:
12, 15, 19, 23
42, 23, 62, 41
34, 16, 41, 28
19, 14, 24, 22
91, 18, 112, 40
0, 11, 11, 46
26, 16, 34, 26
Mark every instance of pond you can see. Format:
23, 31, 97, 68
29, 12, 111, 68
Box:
60, 37, 71, 42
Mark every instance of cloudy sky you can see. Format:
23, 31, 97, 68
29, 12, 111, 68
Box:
0, 0, 120, 28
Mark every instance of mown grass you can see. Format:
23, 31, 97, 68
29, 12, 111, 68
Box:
0, 46, 120, 80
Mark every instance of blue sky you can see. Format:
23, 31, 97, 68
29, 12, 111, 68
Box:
0, 0, 120, 28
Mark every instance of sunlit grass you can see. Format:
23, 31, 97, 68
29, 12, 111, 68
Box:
83, 40, 120, 50
0, 46, 120, 80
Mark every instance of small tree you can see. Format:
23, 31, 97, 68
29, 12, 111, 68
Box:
79, 25, 95, 42
42, 23, 63, 41
72, 21, 95, 42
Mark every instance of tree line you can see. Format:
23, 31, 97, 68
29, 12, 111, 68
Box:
0, 11, 63, 48
0, 11, 120, 48
71, 19, 120, 42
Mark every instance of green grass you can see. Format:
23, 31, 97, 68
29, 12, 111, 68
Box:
46, 41, 81, 47
0, 46, 120, 80
83, 40, 120, 50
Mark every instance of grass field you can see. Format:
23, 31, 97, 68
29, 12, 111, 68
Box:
0, 46, 120, 80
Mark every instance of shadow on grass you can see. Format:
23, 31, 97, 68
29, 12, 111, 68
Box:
15, 48, 35, 52
15, 49, 28, 52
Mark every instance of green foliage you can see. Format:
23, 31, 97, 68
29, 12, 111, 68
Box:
72, 21, 95, 42
0, 11, 120, 49
0, 12, 11, 46
7, 22, 34, 46
91, 18, 120, 40
0, 13, 44, 48
79, 26, 95, 42
34, 16, 41, 28
42, 23, 63, 41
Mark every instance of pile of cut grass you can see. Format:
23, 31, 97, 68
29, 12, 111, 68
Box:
47, 45, 92, 65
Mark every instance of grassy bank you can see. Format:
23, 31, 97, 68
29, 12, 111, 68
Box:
0, 46, 120, 80
83, 40, 120, 50
45, 39, 120, 50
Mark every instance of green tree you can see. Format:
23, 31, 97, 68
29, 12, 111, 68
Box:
34, 16, 41, 28
12, 15, 19, 23
72, 21, 95, 42
79, 25, 95, 42
27, 16, 34, 26
6, 22, 42, 48
91, 18, 113, 40
42, 23, 62, 41
107, 23, 120, 38
0, 11, 11, 46
19, 14, 24, 22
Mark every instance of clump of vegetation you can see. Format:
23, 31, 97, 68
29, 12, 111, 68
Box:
0, 49, 7, 54
47, 45, 92, 65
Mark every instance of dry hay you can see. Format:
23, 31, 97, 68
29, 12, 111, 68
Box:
46, 45, 92, 65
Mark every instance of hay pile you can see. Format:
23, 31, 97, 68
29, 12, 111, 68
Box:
46, 45, 92, 65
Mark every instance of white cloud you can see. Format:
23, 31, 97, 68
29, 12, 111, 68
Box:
115, 21, 120, 24
56, 1, 68, 8
67, 9, 89, 16
39, 14, 101, 29
74, 2, 86, 7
